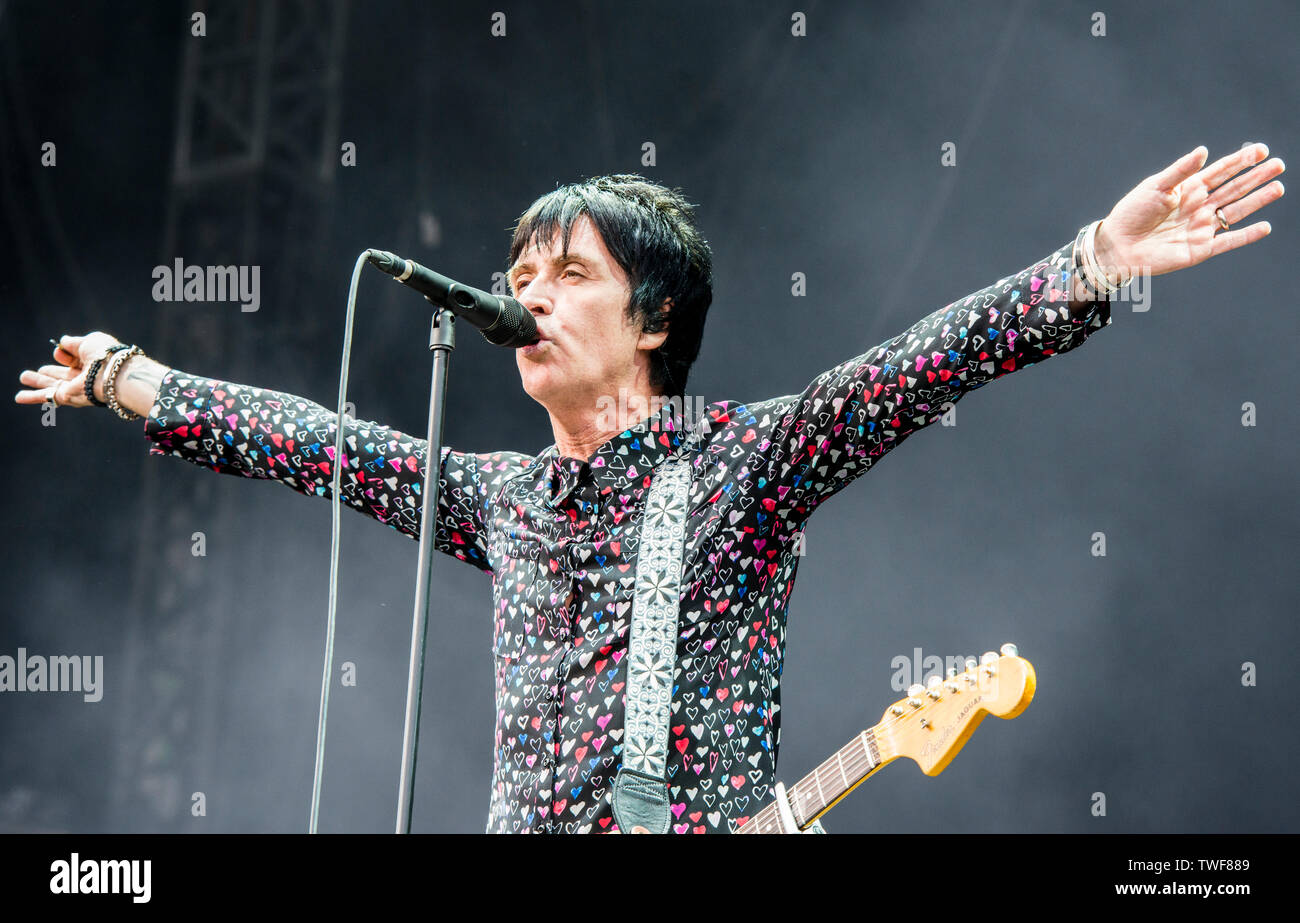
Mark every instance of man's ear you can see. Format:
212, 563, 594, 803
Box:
640, 297, 672, 350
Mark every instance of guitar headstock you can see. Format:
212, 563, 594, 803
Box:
877, 644, 1035, 776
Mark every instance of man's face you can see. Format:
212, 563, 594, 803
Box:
509, 215, 664, 414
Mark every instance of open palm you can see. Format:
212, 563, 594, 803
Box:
1100, 143, 1285, 279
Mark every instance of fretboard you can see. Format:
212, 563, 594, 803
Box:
734, 727, 883, 834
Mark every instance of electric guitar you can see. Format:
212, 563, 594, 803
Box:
734, 643, 1035, 833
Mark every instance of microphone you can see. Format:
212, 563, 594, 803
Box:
365, 249, 539, 347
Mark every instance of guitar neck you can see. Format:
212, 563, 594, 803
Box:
735, 725, 892, 834
732, 649, 1034, 833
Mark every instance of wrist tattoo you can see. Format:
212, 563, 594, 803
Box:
125, 359, 164, 390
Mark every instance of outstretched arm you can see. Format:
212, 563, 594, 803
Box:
15, 332, 529, 573
140, 368, 530, 572
729, 143, 1284, 522
732, 238, 1111, 522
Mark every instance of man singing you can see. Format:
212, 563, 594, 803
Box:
16, 145, 1284, 832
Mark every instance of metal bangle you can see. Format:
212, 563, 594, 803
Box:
1082, 221, 1115, 295
105, 345, 143, 421
1085, 220, 1133, 293
102, 348, 129, 416
1072, 223, 1103, 300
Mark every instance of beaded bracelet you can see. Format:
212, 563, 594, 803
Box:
82, 357, 109, 407
84, 343, 131, 408
103, 345, 143, 421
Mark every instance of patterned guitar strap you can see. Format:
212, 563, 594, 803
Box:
610, 427, 828, 835
610, 429, 698, 835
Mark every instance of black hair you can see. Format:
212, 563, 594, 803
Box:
506, 173, 713, 395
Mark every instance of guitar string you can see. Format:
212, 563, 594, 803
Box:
730, 729, 899, 832
742, 743, 884, 833
665, 665, 1019, 832
722, 738, 878, 833
734, 681, 1011, 832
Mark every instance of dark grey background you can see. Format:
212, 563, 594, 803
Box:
1, 0, 1295, 833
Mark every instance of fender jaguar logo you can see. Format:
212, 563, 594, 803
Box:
920, 694, 982, 759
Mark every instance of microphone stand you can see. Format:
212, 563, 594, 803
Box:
395, 306, 456, 833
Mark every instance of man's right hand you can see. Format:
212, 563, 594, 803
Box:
14, 332, 124, 408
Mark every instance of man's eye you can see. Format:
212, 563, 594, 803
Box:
563, 270, 582, 279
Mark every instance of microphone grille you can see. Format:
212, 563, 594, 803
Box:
481, 298, 539, 348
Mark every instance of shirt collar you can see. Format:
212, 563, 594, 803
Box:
537, 411, 695, 505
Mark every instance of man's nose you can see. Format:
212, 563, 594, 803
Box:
520, 292, 552, 317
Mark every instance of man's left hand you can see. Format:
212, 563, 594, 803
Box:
1095, 143, 1284, 279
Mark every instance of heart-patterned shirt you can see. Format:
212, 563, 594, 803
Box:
143, 239, 1110, 832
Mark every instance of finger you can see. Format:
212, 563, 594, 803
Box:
1149, 145, 1209, 191
14, 387, 57, 405
53, 335, 82, 365
1197, 142, 1269, 194
1210, 220, 1272, 260
18, 368, 77, 394
17, 382, 63, 404
37, 363, 75, 380
1208, 157, 1286, 209
1215, 180, 1284, 226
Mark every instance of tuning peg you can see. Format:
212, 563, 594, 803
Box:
965, 657, 977, 671
906, 683, 924, 708
1000, 642, 1018, 657
946, 666, 958, 678
981, 651, 998, 665
926, 675, 943, 698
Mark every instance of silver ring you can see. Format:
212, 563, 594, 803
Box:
48, 385, 59, 406
1215, 207, 1230, 231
